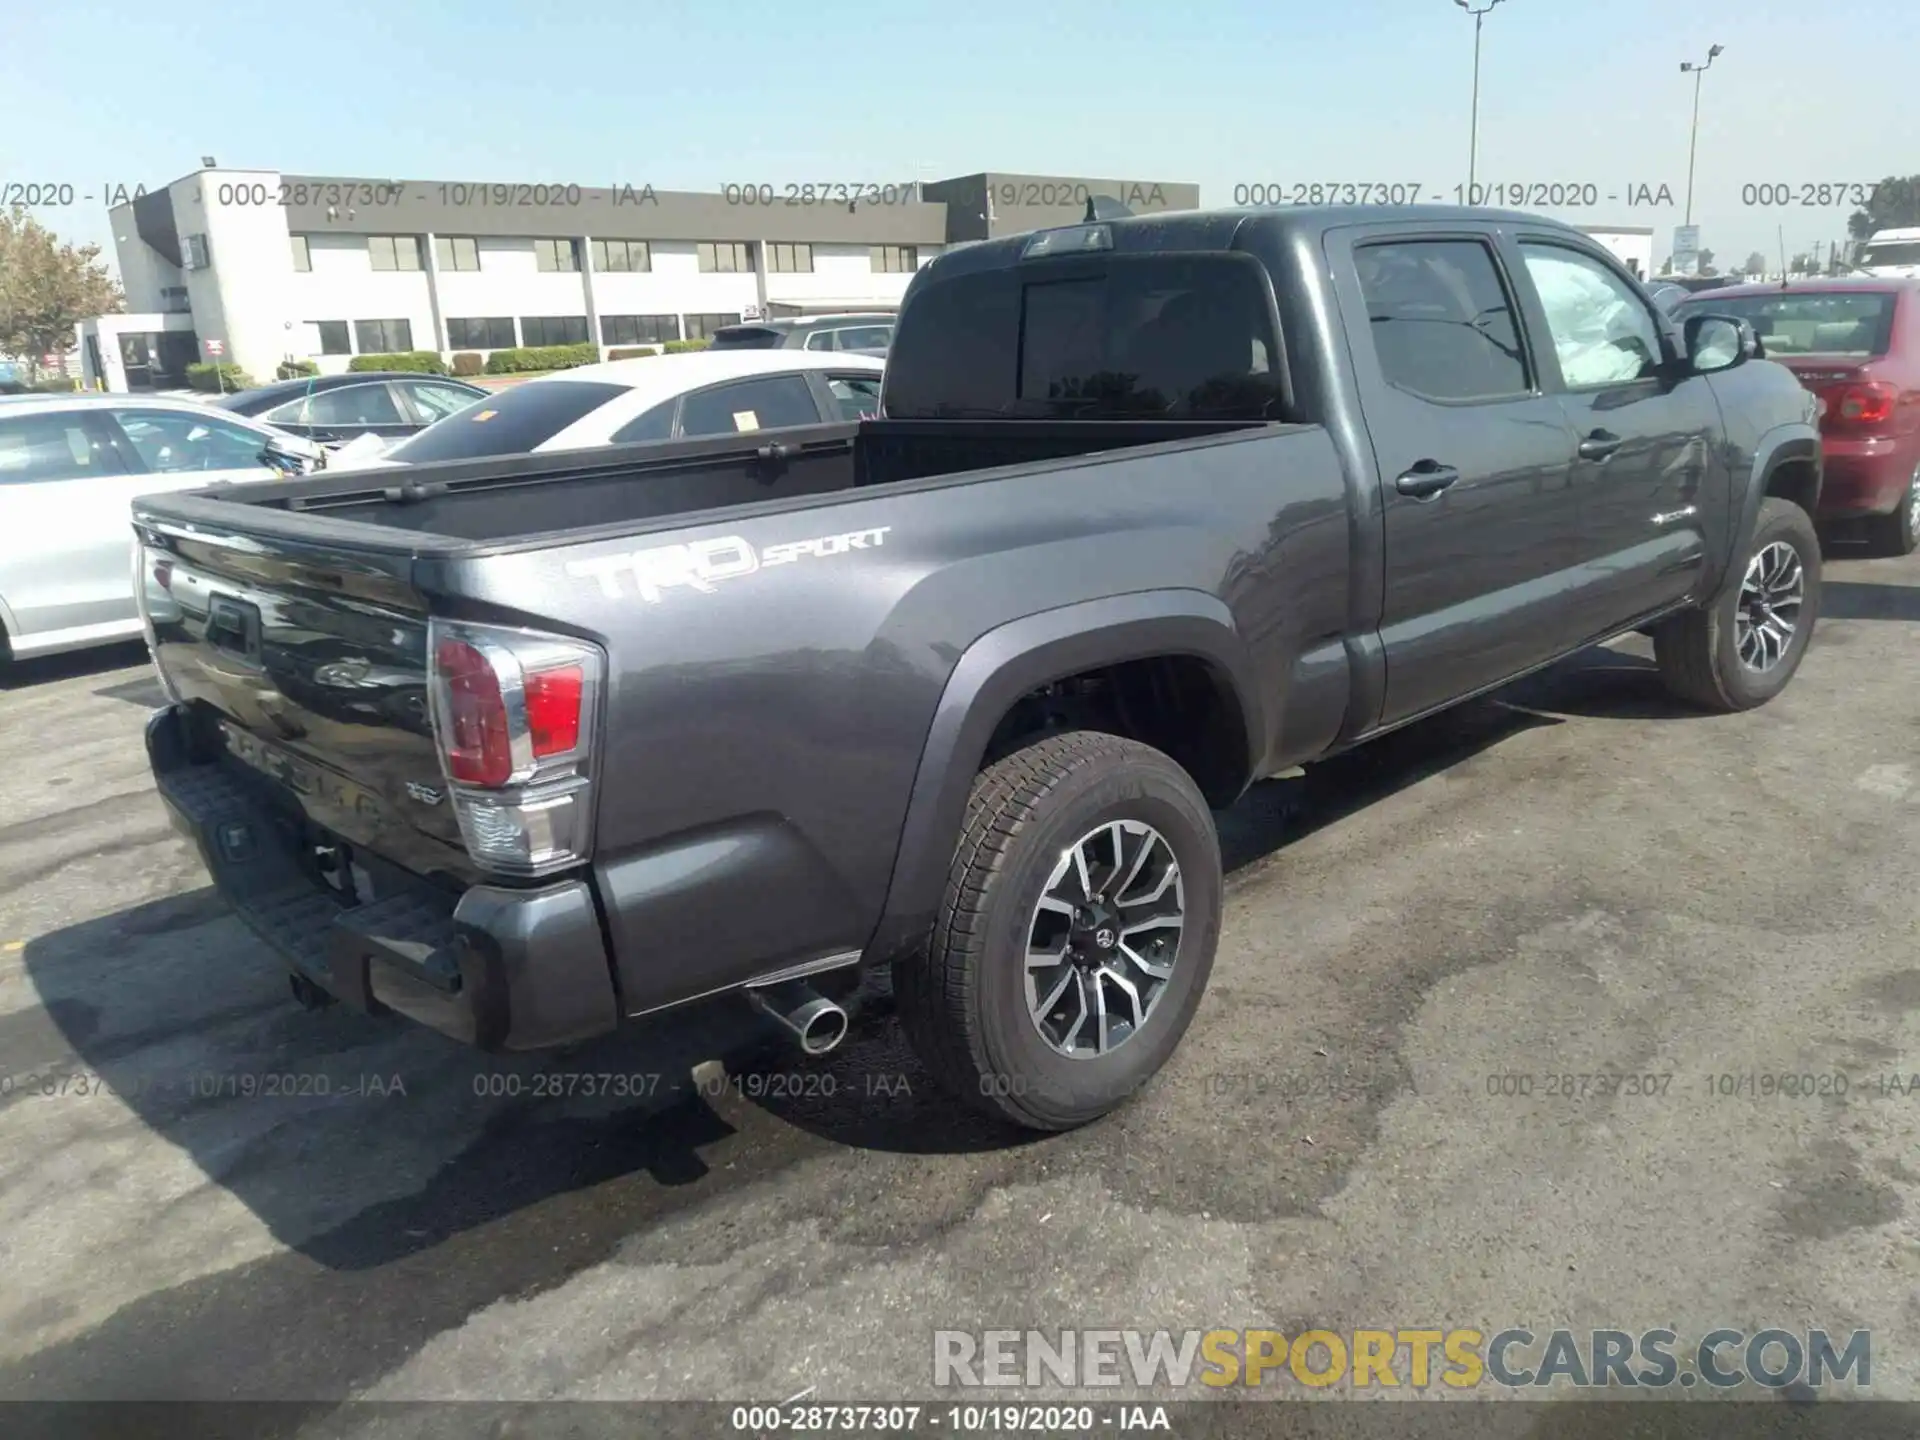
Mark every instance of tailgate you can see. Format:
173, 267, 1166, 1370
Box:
134, 515, 473, 884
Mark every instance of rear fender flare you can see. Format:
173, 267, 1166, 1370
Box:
862, 589, 1263, 963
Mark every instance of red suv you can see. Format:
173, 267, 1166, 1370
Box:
1674, 279, 1920, 554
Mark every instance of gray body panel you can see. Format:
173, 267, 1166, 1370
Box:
131, 204, 1818, 1044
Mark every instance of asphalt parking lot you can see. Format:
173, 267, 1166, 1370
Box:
2, 543, 1918, 1426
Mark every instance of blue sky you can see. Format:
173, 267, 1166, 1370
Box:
4, 0, 1915, 274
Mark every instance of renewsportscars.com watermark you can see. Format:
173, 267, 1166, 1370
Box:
933, 1328, 1871, 1392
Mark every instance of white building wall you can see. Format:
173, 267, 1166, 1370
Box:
283, 233, 436, 372
188, 169, 302, 381
587, 242, 761, 343
107, 213, 181, 313
437, 238, 591, 350
762, 242, 931, 308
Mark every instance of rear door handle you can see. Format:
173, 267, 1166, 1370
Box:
1395, 462, 1460, 500
1578, 429, 1624, 461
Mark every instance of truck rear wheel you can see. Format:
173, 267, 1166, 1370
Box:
1654, 496, 1821, 712
894, 730, 1222, 1132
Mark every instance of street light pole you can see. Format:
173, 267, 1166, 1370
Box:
1455, 0, 1506, 201
1680, 44, 1724, 227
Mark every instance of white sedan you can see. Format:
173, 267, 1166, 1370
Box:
331, 350, 885, 471
0, 393, 321, 661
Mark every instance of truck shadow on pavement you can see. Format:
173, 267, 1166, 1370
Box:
1, 647, 1653, 1399
1823, 579, 1920, 622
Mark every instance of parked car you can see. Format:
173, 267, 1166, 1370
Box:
338, 350, 885, 469
134, 203, 1820, 1132
0, 395, 320, 662
1858, 228, 1920, 280
212, 371, 489, 449
707, 313, 895, 355
1673, 278, 1918, 553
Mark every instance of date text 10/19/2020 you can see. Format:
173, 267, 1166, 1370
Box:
1483, 1072, 1920, 1100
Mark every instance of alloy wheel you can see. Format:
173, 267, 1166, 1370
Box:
1024, 819, 1185, 1059
1735, 539, 1805, 673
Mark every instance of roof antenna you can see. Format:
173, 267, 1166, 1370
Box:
1778, 224, 1789, 290
1084, 194, 1133, 222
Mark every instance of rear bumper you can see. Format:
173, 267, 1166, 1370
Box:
147, 705, 619, 1051
1818, 436, 1915, 518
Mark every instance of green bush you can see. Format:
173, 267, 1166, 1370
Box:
483, 343, 598, 374
31, 376, 80, 393
605, 347, 658, 360
275, 358, 319, 380
662, 339, 711, 353
450, 351, 485, 376
185, 362, 256, 392
348, 351, 449, 375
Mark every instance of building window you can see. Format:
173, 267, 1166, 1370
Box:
872, 244, 917, 273
161, 285, 191, 315
697, 242, 752, 273
601, 314, 680, 347
591, 239, 651, 272
435, 236, 480, 272
520, 315, 589, 347
683, 312, 743, 341
534, 238, 580, 273
354, 318, 415, 354
767, 242, 813, 273
290, 235, 311, 272
183, 234, 211, 269
313, 321, 352, 355
447, 316, 515, 350
368, 235, 422, 272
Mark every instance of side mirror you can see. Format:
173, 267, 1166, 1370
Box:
1682, 314, 1759, 374
260, 432, 324, 476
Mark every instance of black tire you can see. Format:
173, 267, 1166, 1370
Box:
1863, 462, 1920, 557
893, 730, 1222, 1132
1654, 496, 1821, 712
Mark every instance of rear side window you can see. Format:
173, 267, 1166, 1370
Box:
708, 327, 783, 350
271, 384, 405, 426
383, 381, 630, 463
884, 254, 1287, 420
1356, 239, 1531, 401
0, 413, 126, 483
609, 401, 677, 444
678, 376, 821, 436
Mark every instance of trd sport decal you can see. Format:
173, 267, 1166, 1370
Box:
566, 525, 891, 603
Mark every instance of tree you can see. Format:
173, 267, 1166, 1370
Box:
1790, 252, 1814, 274
1847, 175, 1920, 242
1697, 248, 1716, 274
1744, 251, 1768, 277
0, 206, 123, 380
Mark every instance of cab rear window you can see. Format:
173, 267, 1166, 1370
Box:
883, 253, 1288, 421
383, 381, 628, 463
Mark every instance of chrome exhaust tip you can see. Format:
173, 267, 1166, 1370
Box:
748, 980, 849, 1057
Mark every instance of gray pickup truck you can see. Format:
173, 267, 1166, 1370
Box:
134, 204, 1821, 1132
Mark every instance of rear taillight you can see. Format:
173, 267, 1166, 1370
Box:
425, 620, 604, 877
1833, 382, 1896, 427
525, 665, 584, 756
